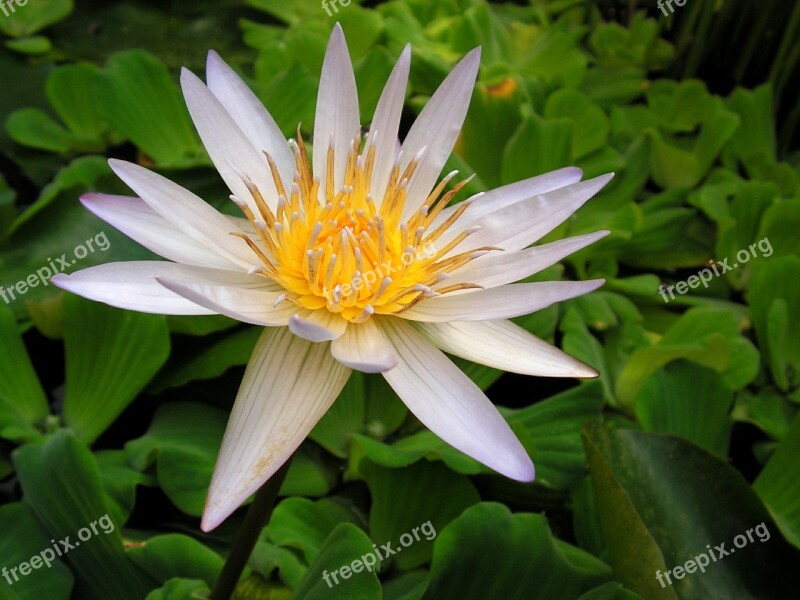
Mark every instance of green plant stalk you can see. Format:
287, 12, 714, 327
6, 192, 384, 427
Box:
210, 456, 294, 600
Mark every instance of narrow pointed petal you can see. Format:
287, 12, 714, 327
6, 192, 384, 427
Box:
400, 48, 481, 220
379, 318, 534, 481
439, 174, 614, 257
202, 327, 351, 531
331, 317, 398, 372
288, 309, 348, 342
81, 193, 241, 269
402, 280, 605, 322
313, 23, 359, 198
108, 160, 253, 267
181, 68, 279, 211
50, 262, 249, 315
156, 277, 294, 326
431, 166, 584, 229
366, 45, 411, 204
440, 231, 609, 290
416, 320, 598, 378
206, 51, 295, 188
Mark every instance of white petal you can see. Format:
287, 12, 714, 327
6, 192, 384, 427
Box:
415, 320, 598, 378
50, 262, 252, 315
108, 160, 253, 267
378, 318, 534, 481
331, 317, 398, 372
205, 51, 295, 189
402, 280, 605, 322
313, 23, 359, 198
444, 174, 614, 255
181, 68, 279, 212
440, 231, 609, 290
202, 327, 351, 531
81, 193, 241, 269
399, 48, 481, 220
431, 166, 584, 229
156, 276, 294, 326
288, 309, 347, 342
366, 45, 410, 204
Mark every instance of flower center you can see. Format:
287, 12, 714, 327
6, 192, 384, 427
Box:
232, 129, 491, 322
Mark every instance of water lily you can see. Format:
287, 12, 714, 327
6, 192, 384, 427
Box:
53, 24, 611, 532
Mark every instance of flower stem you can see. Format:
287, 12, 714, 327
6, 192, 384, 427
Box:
210, 457, 293, 600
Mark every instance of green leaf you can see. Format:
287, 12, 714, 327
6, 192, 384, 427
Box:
13, 431, 156, 599
725, 84, 797, 193
754, 413, 800, 548
731, 388, 797, 441
421, 503, 611, 599
292, 523, 381, 600
0, 503, 73, 599
382, 571, 429, 600
501, 114, 572, 184
615, 307, 758, 406
583, 424, 799, 599
125, 402, 225, 515
280, 445, 337, 498
127, 534, 223, 587
757, 199, 800, 260
125, 402, 332, 515
250, 536, 308, 588
0, 0, 73, 37
561, 309, 615, 405
149, 326, 260, 393
246, 0, 363, 26
510, 380, 605, 489
95, 450, 154, 526
544, 88, 610, 159
517, 27, 588, 87
63, 295, 170, 443
459, 80, 525, 189
266, 498, 362, 564
347, 381, 603, 489
361, 460, 479, 569
5, 108, 73, 153
144, 578, 210, 600
748, 256, 800, 390
257, 62, 318, 137
0, 157, 154, 320
310, 372, 365, 458
5, 35, 52, 55
577, 582, 645, 600
634, 361, 733, 456
96, 50, 201, 166
362, 373, 408, 438
0, 304, 48, 442
46, 64, 108, 144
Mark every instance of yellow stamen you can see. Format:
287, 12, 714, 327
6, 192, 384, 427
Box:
230, 131, 493, 322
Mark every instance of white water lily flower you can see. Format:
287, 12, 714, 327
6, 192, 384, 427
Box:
53, 24, 611, 532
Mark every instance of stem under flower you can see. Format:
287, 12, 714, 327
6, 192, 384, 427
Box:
209, 456, 294, 600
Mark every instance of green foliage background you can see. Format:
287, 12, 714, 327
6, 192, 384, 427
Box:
0, 0, 799, 598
